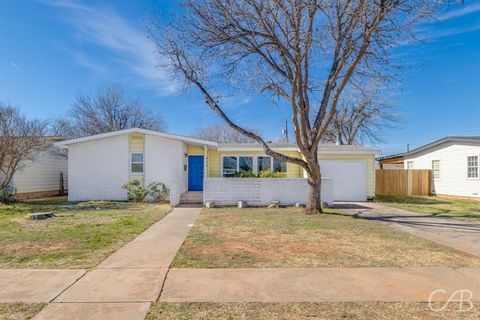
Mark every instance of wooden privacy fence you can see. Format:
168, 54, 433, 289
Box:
376, 169, 431, 196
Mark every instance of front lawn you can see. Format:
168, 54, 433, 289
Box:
0, 199, 170, 268
147, 302, 480, 320
376, 195, 480, 219
171, 207, 480, 268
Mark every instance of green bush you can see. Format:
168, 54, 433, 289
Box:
122, 181, 169, 202
258, 170, 287, 178
233, 170, 258, 178
232, 170, 287, 178
148, 182, 170, 202
0, 188, 15, 204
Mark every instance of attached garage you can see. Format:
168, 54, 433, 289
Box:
320, 160, 367, 201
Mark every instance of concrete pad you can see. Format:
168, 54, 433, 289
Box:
33, 302, 151, 320
97, 207, 201, 269
55, 268, 167, 302
160, 267, 480, 302
339, 202, 480, 258
0, 269, 86, 302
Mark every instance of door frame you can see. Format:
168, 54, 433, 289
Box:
187, 155, 205, 191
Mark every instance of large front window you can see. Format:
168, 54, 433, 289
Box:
222, 156, 254, 177
222, 155, 288, 177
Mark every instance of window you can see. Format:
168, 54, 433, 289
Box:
257, 156, 271, 172
432, 160, 440, 179
131, 153, 144, 173
222, 156, 254, 177
256, 156, 287, 173
222, 156, 237, 177
273, 158, 287, 173
239, 156, 253, 172
467, 156, 479, 178
406, 161, 414, 169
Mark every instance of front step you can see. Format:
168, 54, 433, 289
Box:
179, 192, 203, 205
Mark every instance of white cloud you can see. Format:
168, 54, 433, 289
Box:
9, 62, 23, 73
39, 0, 178, 95
437, 2, 480, 21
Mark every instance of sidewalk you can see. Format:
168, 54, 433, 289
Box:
161, 267, 480, 302
33, 206, 201, 320
337, 202, 480, 258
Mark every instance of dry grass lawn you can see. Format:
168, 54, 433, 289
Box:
171, 207, 480, 268
147, 302, 480, 320
0, 303, 45, 320
0, 199, 170, 268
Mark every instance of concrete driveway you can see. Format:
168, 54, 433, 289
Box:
337, 202, 480, 258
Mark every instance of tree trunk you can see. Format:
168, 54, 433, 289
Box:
305, 152, 323, 214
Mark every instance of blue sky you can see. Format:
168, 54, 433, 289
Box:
1, 0, 479, 155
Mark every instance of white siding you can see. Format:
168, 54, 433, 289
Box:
144, 134, 187, 193
404, 142, 480, 198
13, 147, 68, 193
68, 134, 129, 201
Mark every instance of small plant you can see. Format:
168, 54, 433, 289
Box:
0, 188, 15, 204
233, 170, 258, 178
122, 180, 169, 202
232, 170, 287, 178
147, 182, 169, 202
122, 180, 149, 202
258, 170, 287, 178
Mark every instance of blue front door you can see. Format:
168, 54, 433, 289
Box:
188, 156, 204, 191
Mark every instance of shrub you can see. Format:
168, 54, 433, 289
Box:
233, 170, 258, 178
122, 180, 149, 202
258, 170, 287, 178
122, 180, 170, 203
0, 188, 15, 204
147, 182, 170, 202
232, 170, 287, 178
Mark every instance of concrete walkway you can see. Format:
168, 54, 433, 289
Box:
33, 206, 201, 320
161, 267, 480, 302
337, 202, 480, 258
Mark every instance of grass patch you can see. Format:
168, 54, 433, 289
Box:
376, 195, 480, 219
0, 303, 45, 320
171, 207, 480, 268
0, 199, 171, 268
147, 302, 480, 320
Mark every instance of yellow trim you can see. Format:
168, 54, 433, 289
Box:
187, 145, 204, 154
128, 133, 145, 185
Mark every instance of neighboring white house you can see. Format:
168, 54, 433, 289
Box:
9, 137, 68, 199
55, 128, 379, 205
399, 136, 480, 199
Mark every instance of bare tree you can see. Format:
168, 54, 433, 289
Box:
0, 103, 48, 192
154, 0, 443, 213
53, 85, 166, 139
193, 124, 261, 143
322, 81, 399, 145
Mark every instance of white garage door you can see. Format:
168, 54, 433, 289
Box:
319, 160, 367, 201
